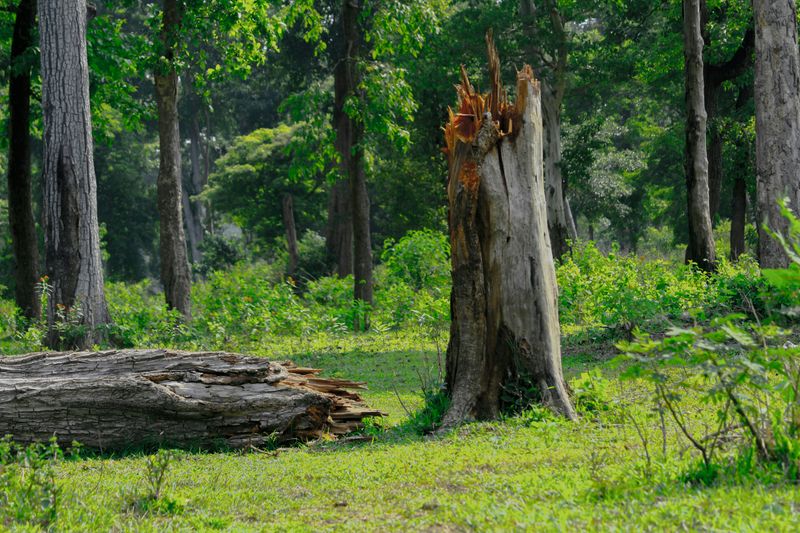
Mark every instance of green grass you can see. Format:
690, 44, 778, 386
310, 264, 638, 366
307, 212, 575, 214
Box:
8, 330, 795, 531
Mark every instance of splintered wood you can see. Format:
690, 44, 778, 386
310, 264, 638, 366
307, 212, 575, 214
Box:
0, 350, 383, 450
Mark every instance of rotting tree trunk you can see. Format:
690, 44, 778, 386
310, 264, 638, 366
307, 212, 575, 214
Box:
753, 0, 800, 268
336, 0, 372, 329
155, 0, 192, 318
0, 350, 382, 450
683, 0, 716, 272
39, 0, 110, 348
283, 194, 299, 276
442, 35, 576, 427
7, 0, 39, 320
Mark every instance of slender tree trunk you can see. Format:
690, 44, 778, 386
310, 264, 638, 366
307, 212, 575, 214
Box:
704, 91, 723, 220
325, 180, 353, 276
442, 37, 576, 427
336, 0, 372, 329
683, 0, 716, 272
39, 0, 110, 348
730, 177, 747, 260
541, 88, 571, 260
282, 194, 299, 276
753, 0, 800, 268
155, 0, 192, 318
7, 0, 39, 320
183, 112, 207, 264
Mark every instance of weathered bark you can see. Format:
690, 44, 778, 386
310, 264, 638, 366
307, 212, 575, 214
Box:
730, 177, 747, 260
282, 194, 299, 276
155, 0, 192, 318
39, 0, 110, 348
325, 180, 353, 276
442, 36, 576, 426
0, 350, 381, 450
753, 0, 800, 268
7, 0, 39, 320
683, 0, 716, 272
335, 0, 372, 328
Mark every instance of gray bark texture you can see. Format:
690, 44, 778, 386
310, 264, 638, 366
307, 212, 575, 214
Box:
442, 36, 576, 426
0, 350, 381, 450
7, 0, 40, 320
754, 0, 800, 268
183, 112, 208, 265
39, 0, 110, 348
683, 0, 717, 272
155, 0, 192, 318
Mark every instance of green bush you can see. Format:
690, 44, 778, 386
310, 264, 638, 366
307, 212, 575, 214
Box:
381, 229, 450, 292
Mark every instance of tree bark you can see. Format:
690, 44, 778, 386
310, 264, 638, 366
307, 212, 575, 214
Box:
519, 0, 573, 261
683, 0, 716, 272
325, 179, 353, 276
753, 0, 800, 268
39, 0, 110, 348
730, 177, 747, 260
541, 88, 571, 260
183, 112, 207, 264
7, 0, 39, 320
442, 36, 576, 427
0, 350, 382, 450
336, 0, 372, 329
282, 194, 299, 276
155, 0, 192, 318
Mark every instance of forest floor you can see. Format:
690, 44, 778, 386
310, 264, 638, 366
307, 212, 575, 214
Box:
41, 331, 800, 531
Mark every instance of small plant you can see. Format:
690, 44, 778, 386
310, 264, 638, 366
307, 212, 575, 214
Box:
127, 449, 183, 515
0, 437, 64, 529
570, 369, 612, 414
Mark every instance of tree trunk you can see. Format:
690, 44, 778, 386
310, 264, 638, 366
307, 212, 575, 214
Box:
753, 0, 800, 268
183, 113, 207, 264
325, 180, 353, 276
0, 350, 382, 450
683, 0, 716, 272
442, 36, 576, 427
541, 88, 571, 261
155, 0, 192, 318
336, 0, 372, 329
39, 0, 110, 349
7, 0, 39, 320
730, 177, 747, 260
282, 194, 299, 276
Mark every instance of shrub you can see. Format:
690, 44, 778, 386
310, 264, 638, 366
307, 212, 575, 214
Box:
381, 229, 450, 292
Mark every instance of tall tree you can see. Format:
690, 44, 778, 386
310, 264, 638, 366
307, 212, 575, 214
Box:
683, 0, 716, 271
6, 0, 39, 319
753, 0, 800, 268
519, 0, 576, 260
154, 0, 192, 319
335, 0, 372, 328
39, 0, 110, 347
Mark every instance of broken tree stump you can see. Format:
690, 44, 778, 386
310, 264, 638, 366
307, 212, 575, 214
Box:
0, 349, 382, 450
442, 33, 576, 425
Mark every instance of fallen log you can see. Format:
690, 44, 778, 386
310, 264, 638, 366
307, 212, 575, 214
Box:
0, 349, 383, 450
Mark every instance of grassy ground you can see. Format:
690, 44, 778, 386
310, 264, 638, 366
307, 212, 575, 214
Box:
24, 330, 798, 531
